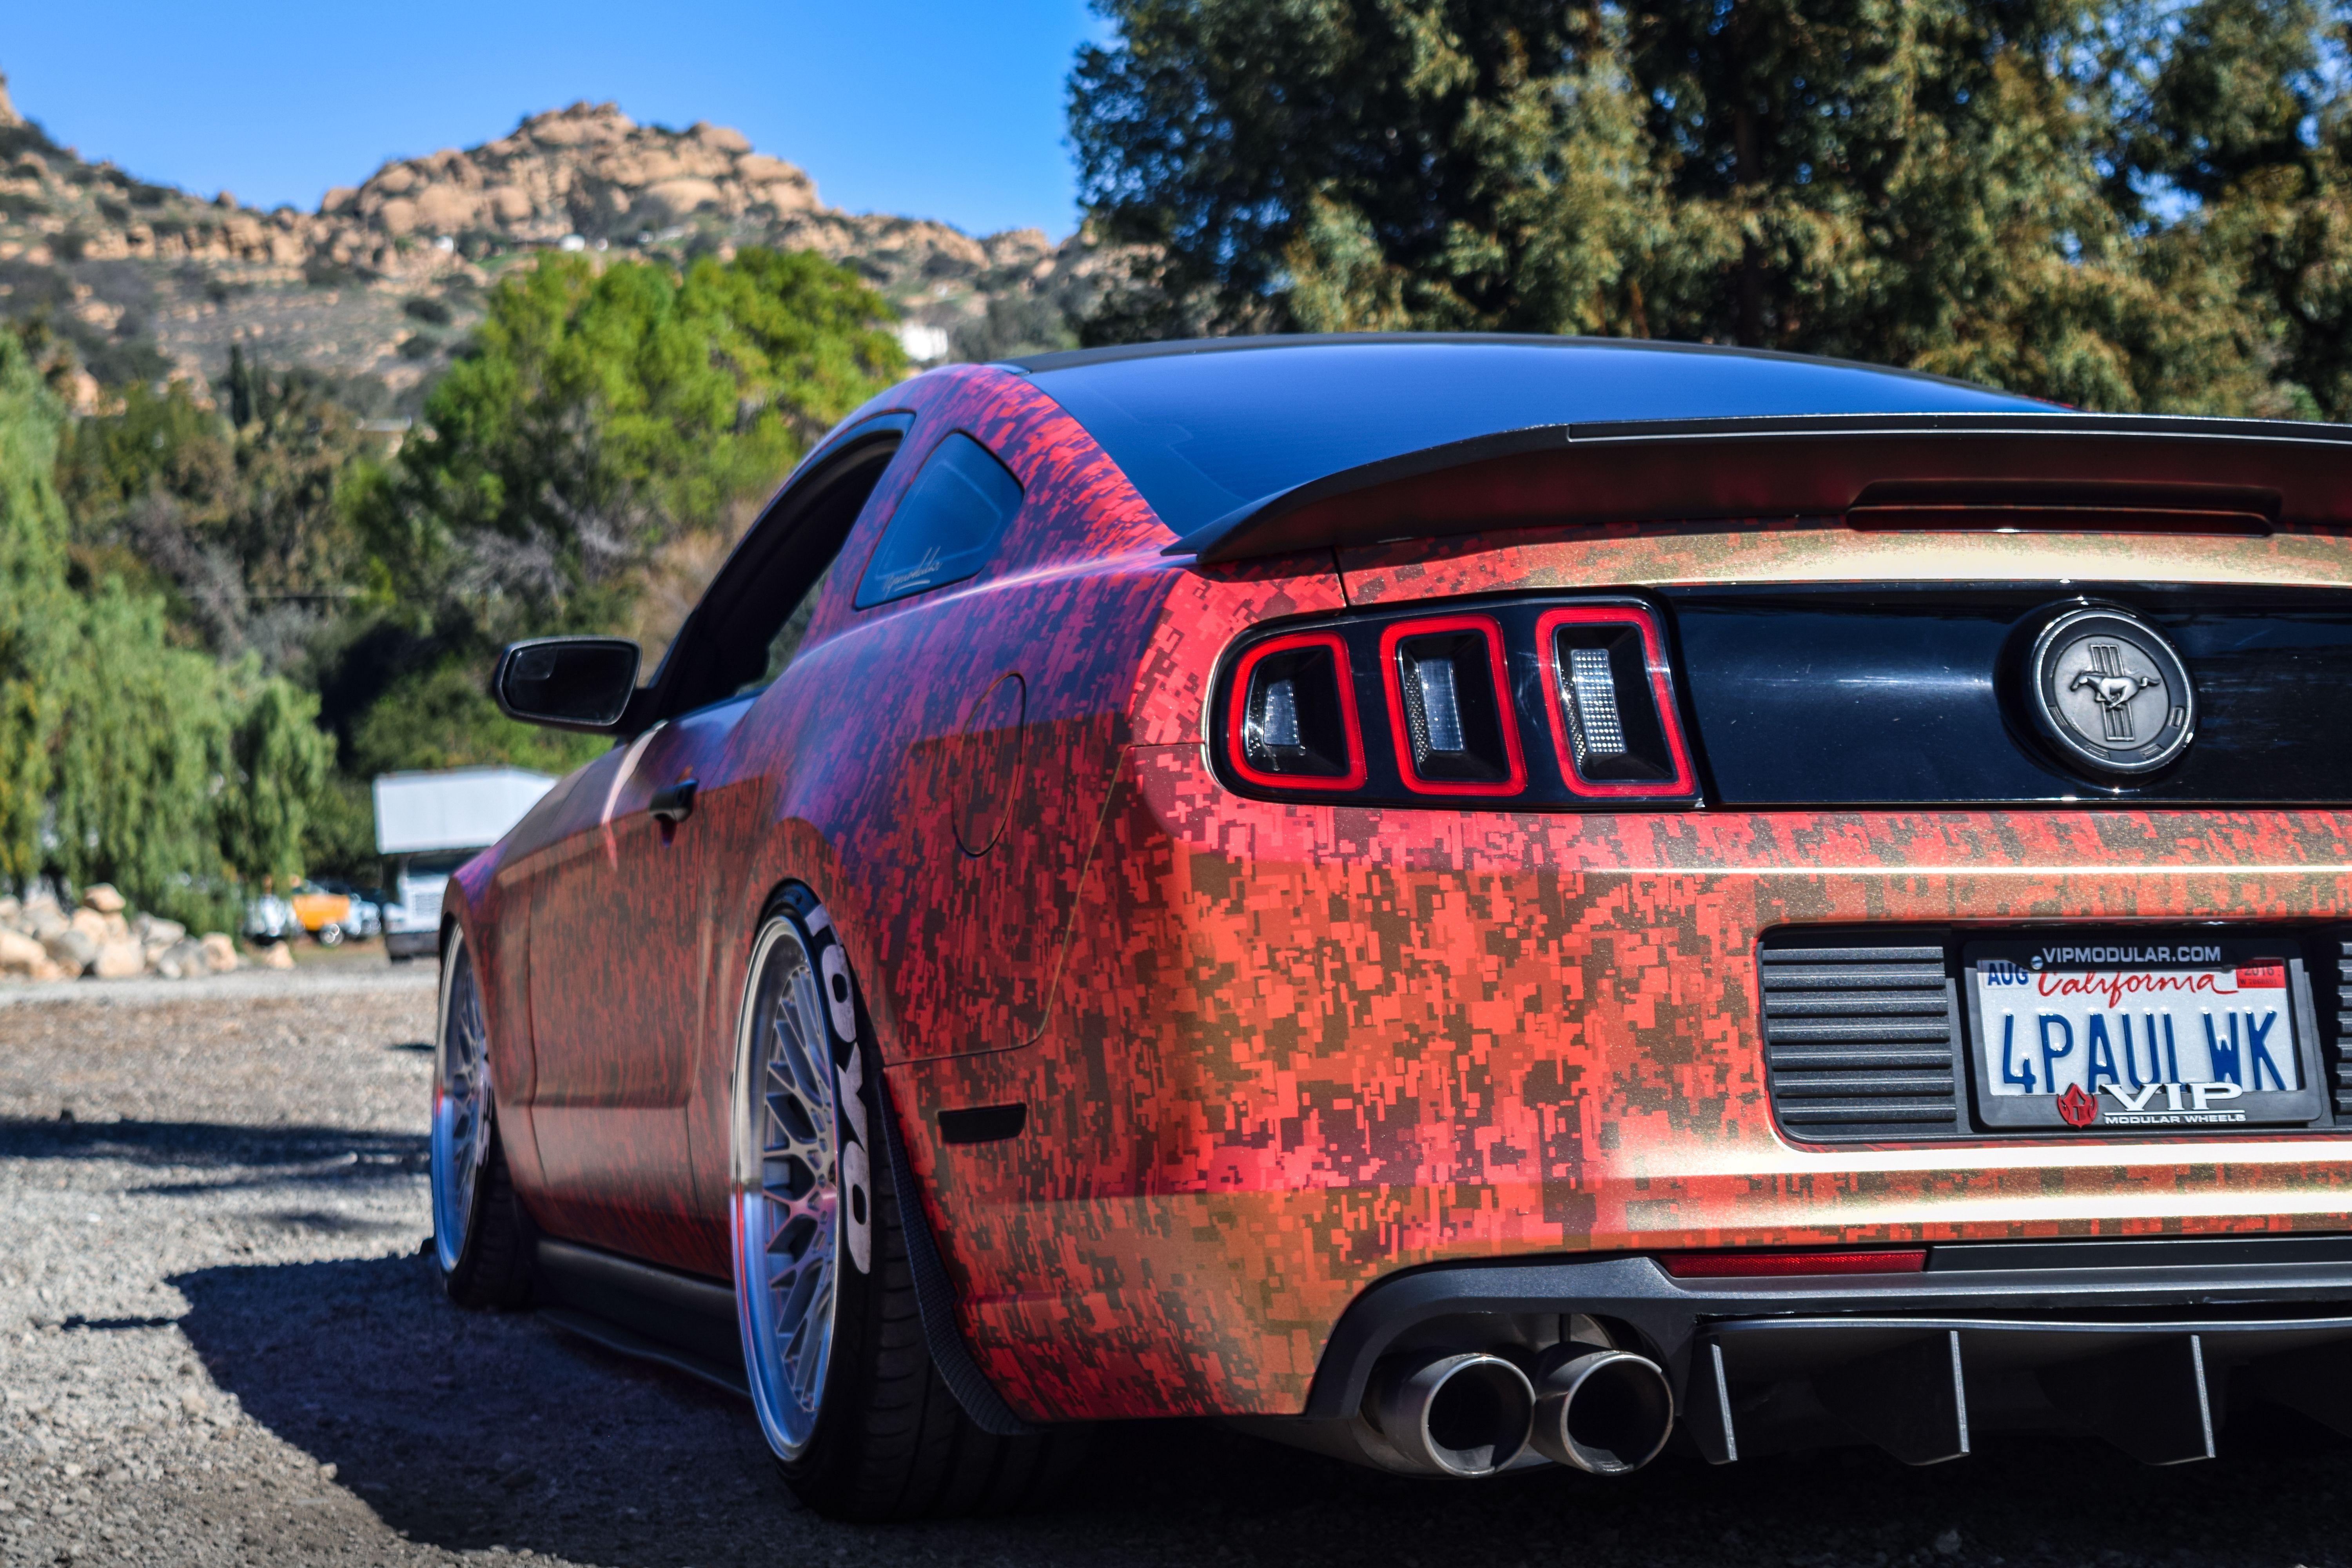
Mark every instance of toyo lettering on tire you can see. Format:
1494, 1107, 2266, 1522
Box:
729, 886, 1085, 1519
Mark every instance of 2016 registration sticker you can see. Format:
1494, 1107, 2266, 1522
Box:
1962, 936, 2326, 1132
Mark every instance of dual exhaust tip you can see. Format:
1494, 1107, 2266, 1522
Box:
1367, 1346, 1675, 1479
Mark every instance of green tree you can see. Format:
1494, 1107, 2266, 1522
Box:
374, 247, 906, 641
0, 328, 71, 890
45, 581, 234, 920
1069, 0, 2287, 412
217, 675, 335, 886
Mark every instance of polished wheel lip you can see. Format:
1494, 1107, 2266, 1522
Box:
733, 916, 843, 1462
429, 931, 490, 1275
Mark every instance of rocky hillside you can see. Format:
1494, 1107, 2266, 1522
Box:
0, 76, 1102, 412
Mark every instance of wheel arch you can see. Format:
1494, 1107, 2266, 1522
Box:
728, 875, 1037, 1438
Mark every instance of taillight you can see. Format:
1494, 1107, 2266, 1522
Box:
1209, 596, 1702, 809
1379, 615, 1526, 796
1227, 630, 1366, 790
1534, 606, 1697, 799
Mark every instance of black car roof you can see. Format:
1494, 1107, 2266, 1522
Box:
1006, 334, 2051, 538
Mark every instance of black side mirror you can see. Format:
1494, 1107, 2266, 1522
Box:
493, 637, 641, 730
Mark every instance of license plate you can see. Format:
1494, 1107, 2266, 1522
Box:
1962, 936, 2327, 1131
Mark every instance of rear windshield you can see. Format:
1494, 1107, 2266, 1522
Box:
1024, 340, 2048, 538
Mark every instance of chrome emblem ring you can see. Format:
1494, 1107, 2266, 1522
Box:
2026, 605, 2195, 777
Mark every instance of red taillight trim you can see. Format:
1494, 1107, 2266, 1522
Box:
1225, 629, 1367, 792
1377, 613, 1527, 798
1532, 604, 1697, 799
1661, 1248, 1929, 1279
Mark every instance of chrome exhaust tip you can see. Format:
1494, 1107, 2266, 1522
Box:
1366, 1350, 1537, 1478
1531, 1349, 1675, 1474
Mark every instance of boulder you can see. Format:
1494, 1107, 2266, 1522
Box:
22, 893, 66, 941
0, 927, 45, 974
91, 940, 144, 979
199, 932, 238, 973
260, 941, 296, 970
81, 883, 127, 915
0, 895, 20, 928
43, 927, 96, 976
155, 939, 211, 979
138, 916, 187, 957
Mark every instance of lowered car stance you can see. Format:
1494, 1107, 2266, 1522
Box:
430, 334, 2352, 1517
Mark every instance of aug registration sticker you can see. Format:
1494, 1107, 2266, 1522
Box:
1962, 938, 2326, 1131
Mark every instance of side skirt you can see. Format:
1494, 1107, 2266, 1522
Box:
534, 1237, 748, 1399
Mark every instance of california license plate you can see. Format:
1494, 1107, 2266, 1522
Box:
1962, 936, 2327, 1131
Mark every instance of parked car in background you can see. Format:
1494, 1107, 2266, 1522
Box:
242, 889, 293, 946
286, 882, 353, 946
311, 880, 383, 944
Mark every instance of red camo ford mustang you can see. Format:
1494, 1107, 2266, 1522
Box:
430, 334, 2352, 1517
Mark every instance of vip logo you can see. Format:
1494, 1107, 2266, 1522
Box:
2054, 1083, 2100, 1127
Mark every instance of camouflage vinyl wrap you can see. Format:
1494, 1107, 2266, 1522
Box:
445, 368, 2352, 1425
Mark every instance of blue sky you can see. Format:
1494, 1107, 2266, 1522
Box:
4, 1, 1103, 238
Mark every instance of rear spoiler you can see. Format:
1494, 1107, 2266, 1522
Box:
1161, 412, 2352, 565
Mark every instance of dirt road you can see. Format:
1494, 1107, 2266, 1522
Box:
2, 971, 2347, 1567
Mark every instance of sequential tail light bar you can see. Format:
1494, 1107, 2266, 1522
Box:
1227, 630, 1367, 791
1534, 605, 1697, 799
1379, 613, 1527, 797
1660, 1249, 1929, 1278
1208, 595, 1704, 810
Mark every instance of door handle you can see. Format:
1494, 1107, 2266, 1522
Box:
648, 778, 698, 824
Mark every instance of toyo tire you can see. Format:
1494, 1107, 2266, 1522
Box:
430, 928, 534, 1309
730, 888, 1084, 1519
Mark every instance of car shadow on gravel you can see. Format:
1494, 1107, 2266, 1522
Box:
0, 1115, 425, 1189
166, 1250, 2352, 1567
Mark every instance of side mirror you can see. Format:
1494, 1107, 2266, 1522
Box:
492, 637, 641, 730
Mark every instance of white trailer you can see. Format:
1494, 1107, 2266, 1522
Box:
373, 767, 555, 960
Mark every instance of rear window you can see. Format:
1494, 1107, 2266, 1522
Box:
853, 434, 1024, 608
1022, 339, 2050, 537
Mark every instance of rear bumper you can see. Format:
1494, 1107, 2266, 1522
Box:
1303, 1235, 2352, 1463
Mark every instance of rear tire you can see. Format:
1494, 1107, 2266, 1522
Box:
731, 890, 1085, 1519
431, 929, 534, 1309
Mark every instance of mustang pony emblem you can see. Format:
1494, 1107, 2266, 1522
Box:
2067, 643, 2163, 742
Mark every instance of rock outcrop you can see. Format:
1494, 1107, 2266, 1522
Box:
0, 82, 1104, 399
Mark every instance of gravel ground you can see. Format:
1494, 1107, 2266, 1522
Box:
5, 971, 2352, 1568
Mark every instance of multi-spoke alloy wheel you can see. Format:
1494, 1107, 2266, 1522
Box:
731, 890, 1081, 1519
430, 929, 533, 1309
733, 910, 862, 1458
430, 935, 490, 1268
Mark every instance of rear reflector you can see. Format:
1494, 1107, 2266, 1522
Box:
1661, 1249, 1929, 1278
1228, 630, 1366, 790
1379, 614, 1526, 796
1534, 605, 1696, 799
